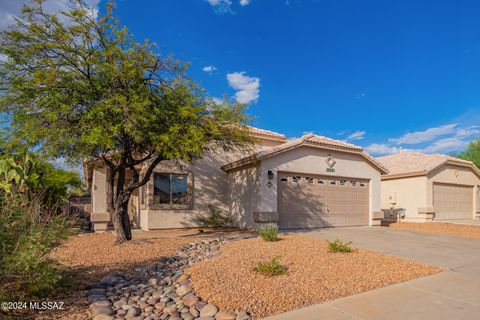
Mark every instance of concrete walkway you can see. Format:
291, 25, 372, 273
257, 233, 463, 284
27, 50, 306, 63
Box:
264, 227, 480, 320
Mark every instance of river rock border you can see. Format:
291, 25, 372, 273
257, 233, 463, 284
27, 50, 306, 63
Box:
87, 236, 252, 320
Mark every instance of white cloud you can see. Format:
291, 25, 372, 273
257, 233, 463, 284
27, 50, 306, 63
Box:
0, 0, 101, 30
205, 0, 233, 14
364, 144, 402, 156
202, 65, 217, 73
211, 97, 224, 104
347, 130, 365, 140
421, 137, 468, 154
455, 125, 480, 138
240, 0, 251, 6
389, 124, 457, 145
227, 71, 260, 104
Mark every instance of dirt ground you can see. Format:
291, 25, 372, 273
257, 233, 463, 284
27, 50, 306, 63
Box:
386, 222, 480, 239
25, 232, 201, 320
187, 234, 441, 319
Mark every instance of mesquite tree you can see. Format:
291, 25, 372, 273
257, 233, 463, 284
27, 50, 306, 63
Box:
0, 0, 251, 243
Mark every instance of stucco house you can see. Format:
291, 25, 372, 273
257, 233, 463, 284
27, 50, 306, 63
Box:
377, 152, 480, 222
84, 127, 387, 231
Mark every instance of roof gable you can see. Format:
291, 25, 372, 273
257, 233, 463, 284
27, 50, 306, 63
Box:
377, 152, 480, 179
221, 134, 388, 174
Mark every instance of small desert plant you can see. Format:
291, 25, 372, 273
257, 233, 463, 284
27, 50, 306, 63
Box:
257, 224, 278, 241
254, 256, 287, 276
197, 205, 233, 228
327, 239, 353, 253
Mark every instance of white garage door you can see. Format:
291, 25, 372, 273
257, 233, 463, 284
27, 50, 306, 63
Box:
433, 183, 473, 219
277, 172, 369, 228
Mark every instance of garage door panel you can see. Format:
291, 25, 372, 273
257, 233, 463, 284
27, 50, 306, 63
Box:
278, 173, 369, 228
433, 183, 473, 219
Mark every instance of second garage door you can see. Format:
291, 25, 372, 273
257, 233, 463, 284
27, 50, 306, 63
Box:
433, 183, 473, 219
277, 172, 369, 228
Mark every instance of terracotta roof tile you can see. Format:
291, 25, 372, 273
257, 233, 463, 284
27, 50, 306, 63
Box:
247, 126, 286, 141
304, 134, 363, 151
377, 151, 475, 176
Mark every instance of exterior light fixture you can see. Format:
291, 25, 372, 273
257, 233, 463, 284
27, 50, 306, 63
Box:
267, 170, 274, 180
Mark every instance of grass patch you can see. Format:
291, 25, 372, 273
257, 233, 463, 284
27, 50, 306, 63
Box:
257, 224, 278, 241
327, 239, 353, 253
254, 256, 287, 276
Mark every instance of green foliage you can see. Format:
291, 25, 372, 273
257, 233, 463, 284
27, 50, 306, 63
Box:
327, 239, 353, 253
257, 224, 279, 241
0, 151, 82, 202
254, 256, 287, 276
0, 0, 252, 242
198, 205, 232, 228
0, 193, 75, 299
457, 139, 480, 169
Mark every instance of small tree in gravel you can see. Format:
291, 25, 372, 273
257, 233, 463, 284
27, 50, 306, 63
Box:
0, 0, 252, 243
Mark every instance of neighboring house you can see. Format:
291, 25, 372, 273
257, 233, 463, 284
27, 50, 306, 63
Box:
377, 152, 480, 222
84, 127, 387, 231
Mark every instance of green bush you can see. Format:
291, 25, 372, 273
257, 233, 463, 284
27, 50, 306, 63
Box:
197, 205, 233, 228
0, 193, 75, 300
327, 239, 353, 253
254, 256, 287, 276
257, 224, 278, 241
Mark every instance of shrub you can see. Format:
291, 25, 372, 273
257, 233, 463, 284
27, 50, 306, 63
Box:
197, 205, 233, 228
257, 224, 278, 241
0, 193, 75, 300
327, 239, 353, 253
254, 256, 287, 276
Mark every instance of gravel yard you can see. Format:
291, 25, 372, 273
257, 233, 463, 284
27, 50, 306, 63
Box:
33, 233, 202, 320
186, 234, 440, 319
387, 222, 480, 239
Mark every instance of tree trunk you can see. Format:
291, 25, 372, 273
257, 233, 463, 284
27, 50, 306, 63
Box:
112, 194, 132, 243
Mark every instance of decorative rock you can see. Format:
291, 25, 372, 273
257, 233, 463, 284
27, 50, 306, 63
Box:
126, 307, 141, 317
189, 306, 200, 317
175, 274, 189, 284
85, 237, 251, 320
91, 300, 112, 309
182, 293, 199, 307
200, 304, 218, 317
113, 300, 127, 308
181, 312, 194, 320
164, 304, 178, 315
215, 311, 236, 320
93, 315, 114, 320
91, 306, 113, 316
195, 301, 208, 311
235, 311, 251, 320
154, 302, 166, 311
175, 285, 192, 297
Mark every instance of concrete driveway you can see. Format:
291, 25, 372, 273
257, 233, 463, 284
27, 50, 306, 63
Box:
434, 218, 480, 226
264, 226, 480, 320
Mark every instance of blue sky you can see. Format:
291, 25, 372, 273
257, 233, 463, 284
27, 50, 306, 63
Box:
1, 0, 480, 156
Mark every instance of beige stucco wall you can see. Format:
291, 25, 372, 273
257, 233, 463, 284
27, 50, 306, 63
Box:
258, 146, 383, 226
380, 164, 480, 222
381, 176, 429, 222
140, 151, 231, 230
428, 164, 480, 218
227, 165, 260, 228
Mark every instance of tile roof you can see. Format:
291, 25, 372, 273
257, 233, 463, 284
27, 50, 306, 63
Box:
247, 126, 286, 141
377, 151, 477, 177
304, 135, 363, 151
222, 134, 388, 173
